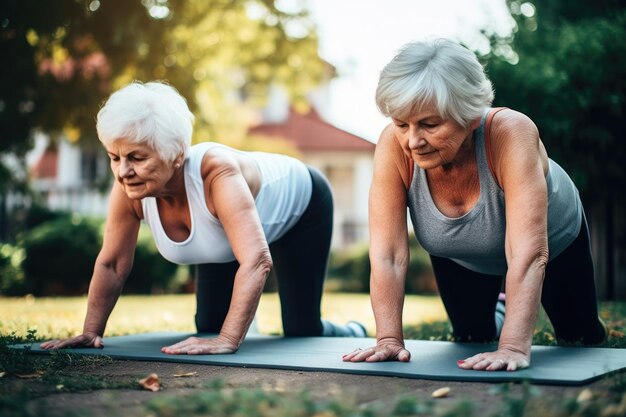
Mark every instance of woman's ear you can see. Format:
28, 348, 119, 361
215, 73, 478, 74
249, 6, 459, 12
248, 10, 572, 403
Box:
174, 156, 183, 169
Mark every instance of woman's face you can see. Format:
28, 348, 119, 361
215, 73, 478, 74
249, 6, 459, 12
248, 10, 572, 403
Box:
105, 138, 178, 200
392, 107, 476, 170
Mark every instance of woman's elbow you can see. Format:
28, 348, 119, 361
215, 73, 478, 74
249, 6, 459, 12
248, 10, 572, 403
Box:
94, 254, 133, 282
531, 246, 549, 272
255, 250, 273, 276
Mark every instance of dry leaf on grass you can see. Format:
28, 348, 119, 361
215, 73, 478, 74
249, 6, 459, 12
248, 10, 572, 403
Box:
431, 387, 451, 398
138, 373, 161, 392
173, 372, 198, 377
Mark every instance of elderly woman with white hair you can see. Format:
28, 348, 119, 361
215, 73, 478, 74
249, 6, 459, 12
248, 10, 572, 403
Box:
41, 81, 365, 355
343, 38, 606, 371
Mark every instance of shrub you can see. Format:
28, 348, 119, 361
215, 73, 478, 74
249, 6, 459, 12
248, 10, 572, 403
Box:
123, 225, 181, 294
21, 214, 101, 295
0, 243, 27, 295
19, 214, 182, 296
327, 238, 436, 294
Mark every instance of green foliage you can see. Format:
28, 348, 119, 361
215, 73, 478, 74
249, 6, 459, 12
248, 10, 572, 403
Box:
0, 0, 326, 192
403, 301, 626, 349
0, 243, 27, 295
482, 1, 626, 205
404, 320, 454, 342
21, 215, 101, 295
147, 383, 377, 417
123, 225, 181, 294
327, 239, 435, 294
392, 396, 434, 416
9, 211, 182, 296
0, 330, 38, 375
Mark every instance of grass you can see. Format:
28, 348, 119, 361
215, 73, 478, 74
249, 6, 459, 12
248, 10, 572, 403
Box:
0, 293, 447, 339
1, 294, 625, 417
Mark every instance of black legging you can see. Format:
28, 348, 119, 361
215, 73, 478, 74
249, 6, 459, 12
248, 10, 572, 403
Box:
430, 213, 605, 344
194, 166, 333, 336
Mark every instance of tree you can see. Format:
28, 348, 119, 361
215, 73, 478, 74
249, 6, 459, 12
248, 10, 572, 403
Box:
480, 0, 626, 298
0, 0, 325, 192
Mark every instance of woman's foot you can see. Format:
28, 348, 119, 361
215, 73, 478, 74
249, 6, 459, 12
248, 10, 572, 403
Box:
495, 292, 506, 339
322, 320, 368, 337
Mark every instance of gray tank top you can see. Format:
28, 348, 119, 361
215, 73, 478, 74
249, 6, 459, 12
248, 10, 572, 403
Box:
407, 109, 582, 275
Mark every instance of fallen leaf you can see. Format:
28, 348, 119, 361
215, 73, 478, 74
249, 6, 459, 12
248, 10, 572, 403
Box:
138, 373, 161, 392
173, 372, 198, 378
56, 384, 64, 390
432, 387, 451, 398
609, 330, 625, 338
0, 372, 6, 378
577, 388, 593, 403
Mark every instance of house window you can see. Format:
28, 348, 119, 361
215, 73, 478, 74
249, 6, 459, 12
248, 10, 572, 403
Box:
325, 165, 354, 209
80, 147, 108, 184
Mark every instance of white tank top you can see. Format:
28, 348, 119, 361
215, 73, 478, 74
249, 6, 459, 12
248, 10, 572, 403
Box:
141, 142, 312, 264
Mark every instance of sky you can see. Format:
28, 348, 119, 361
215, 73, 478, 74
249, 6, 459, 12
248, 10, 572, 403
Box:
303, 0, 514, 142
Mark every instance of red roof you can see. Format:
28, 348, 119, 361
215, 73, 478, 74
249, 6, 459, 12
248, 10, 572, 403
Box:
249, 108, 375, 152
30, 148, 58, 179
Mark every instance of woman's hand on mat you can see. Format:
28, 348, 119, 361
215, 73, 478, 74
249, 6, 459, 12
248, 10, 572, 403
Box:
457, 347, 530, 372
342, 337, 411, 362
40, 332, 104, 350
161, 335, 239, 355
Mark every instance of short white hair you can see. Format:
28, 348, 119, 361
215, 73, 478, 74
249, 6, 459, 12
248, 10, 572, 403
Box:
375, 38, 494, 127
96, 81, 194, 163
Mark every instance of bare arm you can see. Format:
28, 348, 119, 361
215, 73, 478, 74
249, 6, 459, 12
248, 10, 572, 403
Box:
344, 125, 412, 363
460, 109, 549, 371
212, 159, 272, 348
41, 182, 140, 349
162, 151, 271, 355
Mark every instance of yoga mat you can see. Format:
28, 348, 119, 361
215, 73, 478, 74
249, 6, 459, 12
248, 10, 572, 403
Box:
22, 332, 626, 385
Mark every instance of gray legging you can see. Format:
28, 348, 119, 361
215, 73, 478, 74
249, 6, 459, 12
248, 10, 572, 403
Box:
194, 166, 333, 336
430, 212, 605, 344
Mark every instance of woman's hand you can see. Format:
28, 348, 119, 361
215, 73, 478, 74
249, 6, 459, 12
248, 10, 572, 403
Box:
457, 347, 530, 371
161, 335, 239, 355
40, 332, 104, 350
342, 337, 411, 363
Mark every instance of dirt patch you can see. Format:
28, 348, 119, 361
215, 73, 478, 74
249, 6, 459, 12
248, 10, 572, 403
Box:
2, 358, 623, 417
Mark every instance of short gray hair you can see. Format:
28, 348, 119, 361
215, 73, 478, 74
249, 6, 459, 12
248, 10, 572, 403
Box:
96, 81, 194, 163
375, 38, 494, 127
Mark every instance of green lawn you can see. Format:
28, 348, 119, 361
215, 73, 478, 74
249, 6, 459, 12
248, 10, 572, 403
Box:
1, 294, 625, 417
1, 293, 624, 349
0, 293, 447, 340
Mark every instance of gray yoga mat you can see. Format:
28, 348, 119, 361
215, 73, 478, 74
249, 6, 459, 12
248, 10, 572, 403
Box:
24, 332, 626, 385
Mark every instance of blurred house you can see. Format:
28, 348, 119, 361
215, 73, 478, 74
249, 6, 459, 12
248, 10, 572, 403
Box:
26, 133, 109, 216
249, 106, 374, 248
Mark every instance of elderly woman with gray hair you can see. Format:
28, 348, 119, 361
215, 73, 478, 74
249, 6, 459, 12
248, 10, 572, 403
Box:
41, 81, 365, 355
343, 38, 606, 371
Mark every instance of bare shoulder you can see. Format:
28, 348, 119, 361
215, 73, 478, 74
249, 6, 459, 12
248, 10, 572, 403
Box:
374, 123, 412, 189
490, 108, 549, 183
377, 123, 401, 149
491, 108, 539, 142
199, 144, 242, 181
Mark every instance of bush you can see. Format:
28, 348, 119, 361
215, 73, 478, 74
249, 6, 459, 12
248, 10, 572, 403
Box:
0, 243, 27, 295
21, 214, 101, 295
326, 239, 436, 294
18, 213, 183, 296
123, 225, 182, 294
